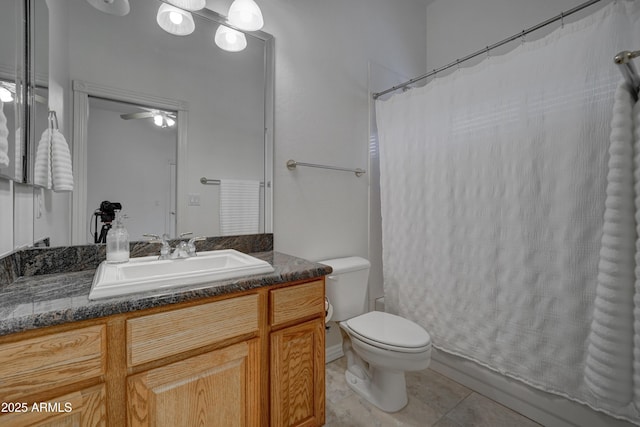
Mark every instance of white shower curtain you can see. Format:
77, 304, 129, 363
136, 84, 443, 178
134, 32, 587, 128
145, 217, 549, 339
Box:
376, 1, 640, 423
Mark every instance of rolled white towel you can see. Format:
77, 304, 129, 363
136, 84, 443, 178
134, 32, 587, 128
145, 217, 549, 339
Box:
0, 101, 9, 168
33, 128, 52, 189
51, 129, 73, 192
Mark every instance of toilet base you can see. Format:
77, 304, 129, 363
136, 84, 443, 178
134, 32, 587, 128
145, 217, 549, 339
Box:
342, 338, 409, 412
344, 365, 408, 412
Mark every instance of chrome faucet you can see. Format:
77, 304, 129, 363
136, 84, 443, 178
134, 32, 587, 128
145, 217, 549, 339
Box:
143, 233, 172, 260
144, 232, 206, 259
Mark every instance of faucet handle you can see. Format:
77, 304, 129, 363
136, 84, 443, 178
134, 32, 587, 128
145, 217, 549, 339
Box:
187, 236, 206, 255
143, 233, 162, 243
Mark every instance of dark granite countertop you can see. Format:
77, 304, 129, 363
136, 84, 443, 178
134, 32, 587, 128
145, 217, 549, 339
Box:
0, 251, 332, 337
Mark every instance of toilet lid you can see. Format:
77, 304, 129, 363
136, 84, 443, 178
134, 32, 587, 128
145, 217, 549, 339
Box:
346, 311, 431, 349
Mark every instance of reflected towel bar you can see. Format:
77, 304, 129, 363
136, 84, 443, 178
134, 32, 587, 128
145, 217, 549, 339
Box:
200, 177, 267, 187
286, 159, 366, 177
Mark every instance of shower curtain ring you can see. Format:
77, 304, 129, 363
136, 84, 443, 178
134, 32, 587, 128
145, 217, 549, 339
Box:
486, 46, 490, 59
560, 12, 564, 28
521, 30, 526, 45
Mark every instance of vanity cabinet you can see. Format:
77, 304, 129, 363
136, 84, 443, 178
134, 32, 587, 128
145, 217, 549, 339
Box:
270, 281, 326, 427
127, 340, 260, 426
0, 277, 326, 427
0, 325, 107, 426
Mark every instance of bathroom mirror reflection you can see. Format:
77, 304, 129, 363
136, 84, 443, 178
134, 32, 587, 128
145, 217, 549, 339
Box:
0, 0, 22, 182
86, 97, 177, 244
21, 0, 273, 248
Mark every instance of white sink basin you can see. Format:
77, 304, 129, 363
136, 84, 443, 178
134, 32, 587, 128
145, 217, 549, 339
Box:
88, 249, 274, 300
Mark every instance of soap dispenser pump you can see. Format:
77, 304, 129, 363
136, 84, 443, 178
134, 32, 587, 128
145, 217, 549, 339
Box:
106, 213, 130, 263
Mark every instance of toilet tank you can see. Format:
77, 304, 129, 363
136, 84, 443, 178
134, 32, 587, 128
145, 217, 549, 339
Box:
320, 257, 370, 321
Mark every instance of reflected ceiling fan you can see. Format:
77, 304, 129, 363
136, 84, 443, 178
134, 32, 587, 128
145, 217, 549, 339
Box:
120, 108, 176, 128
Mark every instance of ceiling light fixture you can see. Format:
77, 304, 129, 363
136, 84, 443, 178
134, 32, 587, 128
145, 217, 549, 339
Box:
0, 87, 14, 103
157, 3, 195, 36
164, 0, 206, 11
85, 0, 130, 16
227, 0, 264, 32
214, 25, 247, 52
153, 114, 164, 127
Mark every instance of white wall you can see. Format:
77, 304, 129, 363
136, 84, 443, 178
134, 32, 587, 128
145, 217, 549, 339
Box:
258, 0, 429, 262
426, 0, 607, 71
423, 1, 633, 426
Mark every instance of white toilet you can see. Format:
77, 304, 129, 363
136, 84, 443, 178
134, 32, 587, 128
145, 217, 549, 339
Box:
320, 256, 431, 413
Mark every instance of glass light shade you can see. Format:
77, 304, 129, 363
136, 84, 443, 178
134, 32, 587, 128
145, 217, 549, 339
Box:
153, 114, 164, 127
214, 25, 247, 52
85, 0, 130, 16
164, 0, 206, 11
165, 117, 176, 127
228, 0, 264, 31
157, 4, 195, 36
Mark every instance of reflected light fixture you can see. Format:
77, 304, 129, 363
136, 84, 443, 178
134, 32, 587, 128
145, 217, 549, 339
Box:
228, 0, 264, 31
85, 0, 130, 16
164, 0, 206, 11
0, 87, 13, 103
153, 112, 176, 128
214, 25, 247, 52
157, 3, 195, 36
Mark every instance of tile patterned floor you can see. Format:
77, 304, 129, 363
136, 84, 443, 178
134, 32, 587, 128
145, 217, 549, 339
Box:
325, 356, 542, 427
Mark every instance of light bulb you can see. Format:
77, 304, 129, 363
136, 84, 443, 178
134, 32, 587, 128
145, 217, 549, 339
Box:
165, 117, 176, 127
0, 87, 13, 103
228, 0, 264, 31
153, 114, 163, 127
169, 11, 183, 25
214, 25, 247, 52
157, 4, 195, 36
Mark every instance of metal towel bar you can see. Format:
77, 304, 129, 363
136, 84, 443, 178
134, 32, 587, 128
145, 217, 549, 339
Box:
286, 160, 366, 177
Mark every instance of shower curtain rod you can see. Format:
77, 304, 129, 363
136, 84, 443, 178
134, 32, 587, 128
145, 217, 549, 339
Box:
372, 0, 603, 100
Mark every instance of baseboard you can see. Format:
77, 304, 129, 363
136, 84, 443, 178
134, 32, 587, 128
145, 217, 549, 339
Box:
325, 321, 344, 363
430, 350, 636, 427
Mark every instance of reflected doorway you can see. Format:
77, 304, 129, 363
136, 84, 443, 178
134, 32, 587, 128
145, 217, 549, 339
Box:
86, 97, 177, 243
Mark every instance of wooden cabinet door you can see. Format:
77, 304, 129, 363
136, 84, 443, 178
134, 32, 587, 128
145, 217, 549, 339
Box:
0, 384, 106, 427
271, 318, 325, 427
127, 339, 260, 427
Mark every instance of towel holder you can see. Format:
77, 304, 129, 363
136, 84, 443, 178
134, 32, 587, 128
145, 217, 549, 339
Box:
286, 159, 366, 177
200, 177, 267, 187
48, 110, 59, 130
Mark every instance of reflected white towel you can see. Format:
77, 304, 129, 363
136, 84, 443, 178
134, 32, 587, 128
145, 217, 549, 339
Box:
51, 129, 73, 192
34, 128, 52, 188
0, 101, 9, 168
219, 179, 260, 236
33, 127, 74, 192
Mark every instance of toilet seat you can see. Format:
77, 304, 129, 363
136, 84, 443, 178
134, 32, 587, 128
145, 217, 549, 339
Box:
345, 311, 431, 354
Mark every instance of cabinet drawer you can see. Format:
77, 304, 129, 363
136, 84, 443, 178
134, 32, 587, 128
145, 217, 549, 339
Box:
270, 280, 325, 328
0, 383, 106, 427
127, 294, 259, 367
0, 325, 106, 401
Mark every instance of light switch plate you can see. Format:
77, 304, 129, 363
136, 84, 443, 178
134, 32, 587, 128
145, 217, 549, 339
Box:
188, 194, 201, 206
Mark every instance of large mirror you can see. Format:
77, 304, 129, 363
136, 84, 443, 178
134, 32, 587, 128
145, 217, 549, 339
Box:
18, 0, 273, 249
